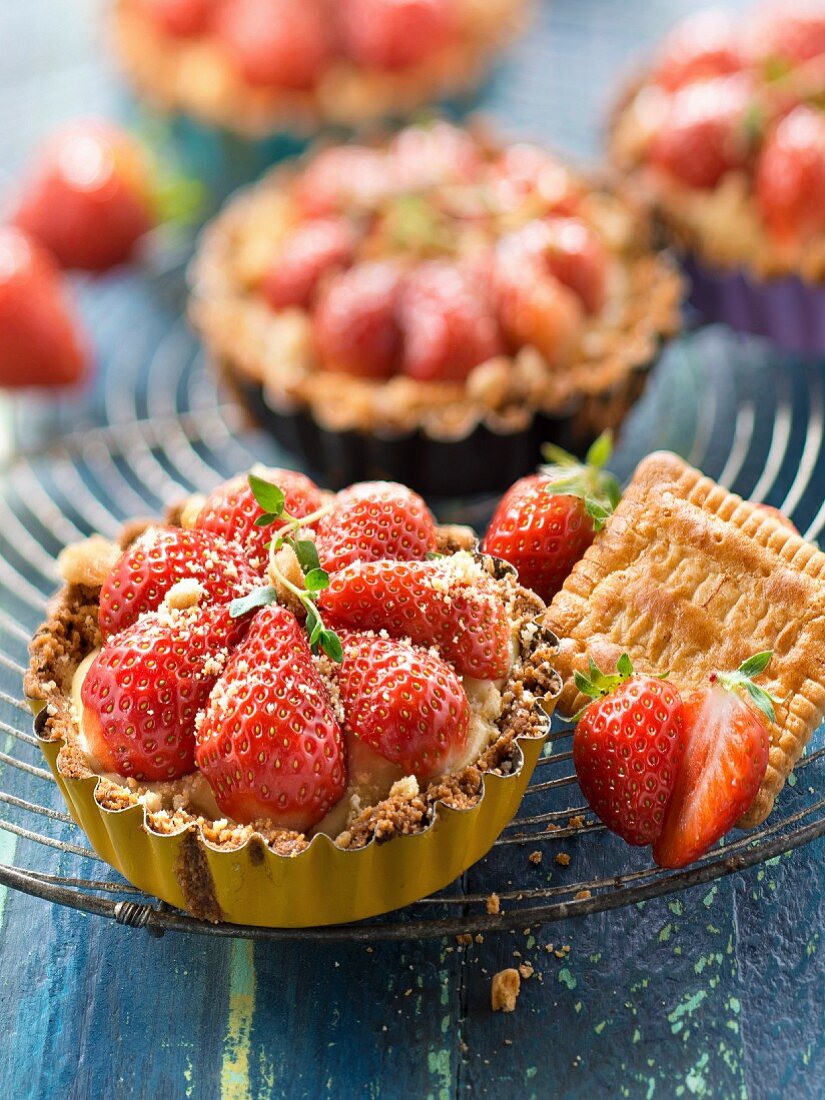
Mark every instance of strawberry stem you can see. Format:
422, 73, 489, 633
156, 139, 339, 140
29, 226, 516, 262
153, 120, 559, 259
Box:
714, 651, 777, 723
539, 431, 622, 533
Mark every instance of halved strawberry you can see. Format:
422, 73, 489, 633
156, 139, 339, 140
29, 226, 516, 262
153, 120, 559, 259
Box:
339, 0, 455, 71
98, 526, 258, 639
81, 602, 249, 781
756, 106, 825, 241
262, 218, 356, 311
648, 75, 755, 189
320, 556, 511, 679
214, 0, 332, 90
12, 121, 155, 272
398, 260, 503, 382
337, 631, 470, 781
195, 604, 347, 829
312, 261, 405, 378
653, 654, 773, 868
0, 227, 89, 389
482, 434, 621, 602
572, 656, 686, 846
195, 467, 324, 571
314, 481, 437, 573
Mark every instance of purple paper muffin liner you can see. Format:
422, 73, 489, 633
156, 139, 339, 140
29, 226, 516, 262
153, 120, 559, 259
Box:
684, 254, 825, 357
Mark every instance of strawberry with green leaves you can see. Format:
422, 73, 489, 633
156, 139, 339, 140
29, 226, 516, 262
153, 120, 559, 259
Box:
654, 653, 773, 868
572, 655, 686, 846
482, 433, 621, 603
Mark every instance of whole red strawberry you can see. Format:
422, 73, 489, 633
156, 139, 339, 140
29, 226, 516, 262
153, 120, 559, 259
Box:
196, 605, 347, 828
313, 261, 404, 378
399, 260, 503, 382
140, 0, 213, 37
98, 526, 258, 639
486, 143, 581, 216
746, 2, 825, 66
12, 121, 155, 272
215, 0, 332, 89
81, 603, 249, 781
339, 0, 455, 71
572, 655, 686, 846
262, 218, 356, 311
0, 227, 89, 389
652, 10, 742, 92
321, 556, 511, 679
649, 76, 755, 189
195, 467, 324, 571
315, 481, 437, 573
654, 654, 773, 868
389, 122, 482, 191
756, 106, 825, 241
337, 631, 470, 781
482, 434, 621, 603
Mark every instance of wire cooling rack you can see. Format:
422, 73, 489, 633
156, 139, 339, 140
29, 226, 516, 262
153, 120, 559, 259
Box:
1, 263, 824, 940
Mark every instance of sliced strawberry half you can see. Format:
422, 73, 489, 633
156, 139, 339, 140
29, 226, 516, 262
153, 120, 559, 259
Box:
195, 605, 347, 829
314, 481, 437, 573
81, 602, 249, 782
337, 630, 470, 782
321, 557, 511, 680
98, 526, 258, 639
653, 654, 773, 868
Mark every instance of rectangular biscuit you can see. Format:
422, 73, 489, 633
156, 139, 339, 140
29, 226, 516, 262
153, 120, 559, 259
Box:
546, 451, 825, 827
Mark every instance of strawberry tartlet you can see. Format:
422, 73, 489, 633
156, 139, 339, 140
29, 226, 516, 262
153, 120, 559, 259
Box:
610, 2, 825, 353
26, 468, 560, 926
190, 121, 683, 495
111, 0, 528, 139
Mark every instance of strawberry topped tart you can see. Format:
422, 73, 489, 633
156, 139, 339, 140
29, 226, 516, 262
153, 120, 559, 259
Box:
26, 468, 559, 925
610, 1, 825, 352
111, 0, 528, 138
190, 121, 682, 495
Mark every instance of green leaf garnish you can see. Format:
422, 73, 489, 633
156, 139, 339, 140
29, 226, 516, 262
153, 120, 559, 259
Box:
248, 474, 286, 517
319, 630, 344, 663
715, 651, 777, 724
292, 538, 322, 574
230, 586, 278, 618
304, 568, 329, 593
539, 431, 622, 533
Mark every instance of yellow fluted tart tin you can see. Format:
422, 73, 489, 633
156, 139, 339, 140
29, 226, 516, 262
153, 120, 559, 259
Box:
34, 715, 551, 927
27, 563, 561, 929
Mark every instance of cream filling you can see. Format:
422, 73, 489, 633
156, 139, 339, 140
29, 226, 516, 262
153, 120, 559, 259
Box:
69, 642, 508, 839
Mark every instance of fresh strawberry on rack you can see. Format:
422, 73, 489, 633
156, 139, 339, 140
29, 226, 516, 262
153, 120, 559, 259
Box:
482, 433, 621, 603
195, 604, 347, 828
262, 218, 356, 311
572, 655, 686, 846
98, 527, 258, 639
339, 0, 455, 71
337, 631, 470, 781
195, 467, 324, 571
756, 106, 825, 242
214, 0, 332, 89
81, 602, 250, 781
0, 227, 89, 388
321, 557, 512, 679
653, 653, 773, 868
12, 121, 156, 272
314, 481, 437, 573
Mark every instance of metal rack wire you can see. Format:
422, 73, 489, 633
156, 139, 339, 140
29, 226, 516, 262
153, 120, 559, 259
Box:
1, 266, 824, 939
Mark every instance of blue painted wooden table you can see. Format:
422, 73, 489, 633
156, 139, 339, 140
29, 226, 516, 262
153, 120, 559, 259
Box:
1, 2, 824, 1097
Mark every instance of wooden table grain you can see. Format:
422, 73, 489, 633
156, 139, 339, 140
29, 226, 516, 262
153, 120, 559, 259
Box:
1, 2, 823, 1097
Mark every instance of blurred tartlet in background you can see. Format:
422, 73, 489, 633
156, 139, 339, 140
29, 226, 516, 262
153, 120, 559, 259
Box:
189, 120, 683, 497
111, 0, 530, 196
610, 2, 825, 354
